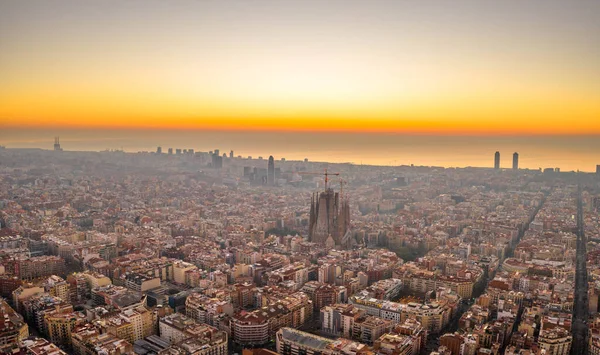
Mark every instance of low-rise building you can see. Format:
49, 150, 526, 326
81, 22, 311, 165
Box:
352, 315, 393, 344
0, 299, 29, 353
159, 312, 227, 355
20, 337, 68, 355
538, 327, 572, 355
275, 327, 368, 355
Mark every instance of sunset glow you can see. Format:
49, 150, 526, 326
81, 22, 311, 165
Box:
1, 1, 599, 134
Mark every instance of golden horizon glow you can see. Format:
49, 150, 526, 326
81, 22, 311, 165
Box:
2, 85, 599, 134
1, 1, 599, 134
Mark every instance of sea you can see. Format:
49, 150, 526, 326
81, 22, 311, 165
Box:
2, 128, 599, 172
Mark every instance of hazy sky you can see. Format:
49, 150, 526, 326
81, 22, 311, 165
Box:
1, 0, 599, 133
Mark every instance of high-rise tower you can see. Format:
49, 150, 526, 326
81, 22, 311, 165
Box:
53, 137, 62, 151
513, 152, 519, 170
267, 156, 275, 186
212, 152, 223, 169
494, 151, 500, 170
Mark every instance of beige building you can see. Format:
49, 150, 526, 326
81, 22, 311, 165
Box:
123, 273, 161, 292
163, 328, 228, 355
159, 313, 228, 354
232, 311, 270, 346
401, 302, 451, 334
12, 284, 44, 313
538, 327, 572, 355
121, 306, 155, 342
173, 261, 198, 285
72, 323, 134, 355
45, 312, 85, 347
81, 271, 112, 289
0, 299, 29, 353
43, 275, 70, 302
20, 337, 68, 355
185, 293, 234, 327
374, 333, 419, 355
352, 315, 393, 344
100, 316, 135, 343
276, 327, 367, 355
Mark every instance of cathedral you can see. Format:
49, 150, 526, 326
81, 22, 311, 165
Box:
308, 187, 353, 249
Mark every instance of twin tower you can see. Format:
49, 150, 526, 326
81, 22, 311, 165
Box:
495, 151, 518, 170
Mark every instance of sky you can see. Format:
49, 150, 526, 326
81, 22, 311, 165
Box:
1, 0, 600, 134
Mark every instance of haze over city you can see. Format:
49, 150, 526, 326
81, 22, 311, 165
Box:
1, 2, 600, 355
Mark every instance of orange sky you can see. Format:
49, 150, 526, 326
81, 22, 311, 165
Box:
1, 0, 599, 134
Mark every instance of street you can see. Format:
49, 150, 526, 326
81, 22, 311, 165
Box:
571, 185, 589, 355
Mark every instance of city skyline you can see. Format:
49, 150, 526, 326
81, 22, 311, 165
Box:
2, 128, 599, 172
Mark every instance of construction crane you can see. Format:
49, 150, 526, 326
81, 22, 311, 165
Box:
297, 169, 340, 189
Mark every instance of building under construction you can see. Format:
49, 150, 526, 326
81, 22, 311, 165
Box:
308, 187, 352, 249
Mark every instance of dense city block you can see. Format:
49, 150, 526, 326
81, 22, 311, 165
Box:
0, 148, 599, 355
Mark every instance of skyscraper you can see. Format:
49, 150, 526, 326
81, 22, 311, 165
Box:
513, 152, 519, 170
53, 137, 62, 151
212, 152, 223, 169
268, 156, 275, 186
597, 165, 600, 174
156, 146, 162, 154
494, 151, 500, 170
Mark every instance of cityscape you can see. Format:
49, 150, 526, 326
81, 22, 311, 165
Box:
1, 1, 600, 355
0, 143, 599, 355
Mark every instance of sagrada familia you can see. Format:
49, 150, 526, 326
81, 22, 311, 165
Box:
308, 187, 354, 249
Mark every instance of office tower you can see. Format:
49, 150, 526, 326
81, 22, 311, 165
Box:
309, 187, 351, 249
175, 149, 181, 155
53, 137, 62, 151
212, 152, 223, 169
494, 151, 500, 170
597, 165, 600, 174
168, 148, 173, 155
214, 149, 220, 156
268, 156, 275, 185
513, 152, 519, 170
230, 150, 234, 158
156, 147, 162, 154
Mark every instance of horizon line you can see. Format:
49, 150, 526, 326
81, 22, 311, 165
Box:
2, 146, 597, 173
3, 124, 600, 137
